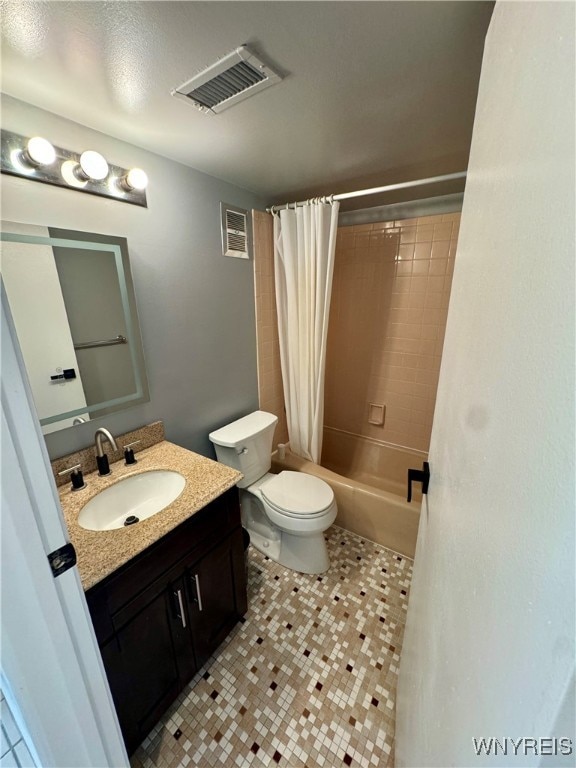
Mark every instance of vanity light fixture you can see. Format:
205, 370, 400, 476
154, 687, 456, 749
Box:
0, 130, 148, 207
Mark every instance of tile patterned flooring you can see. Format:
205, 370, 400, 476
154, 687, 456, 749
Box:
130, 526, 413, 768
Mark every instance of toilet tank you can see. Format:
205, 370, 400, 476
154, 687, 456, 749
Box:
209, 411, 278, 488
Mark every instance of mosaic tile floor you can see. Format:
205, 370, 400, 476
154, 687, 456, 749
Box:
130, 526, 413, 768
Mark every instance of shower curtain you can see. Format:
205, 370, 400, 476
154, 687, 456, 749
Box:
273, 199, 339, 463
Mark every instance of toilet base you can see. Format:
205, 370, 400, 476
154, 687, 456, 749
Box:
248, 527, 281, 562
240, 484, 334, 575
247, 526, 330, 575
278, 530, 331, 575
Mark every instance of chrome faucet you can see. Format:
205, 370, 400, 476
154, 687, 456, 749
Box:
95, 427, 118, 456
94, 428, 119, 476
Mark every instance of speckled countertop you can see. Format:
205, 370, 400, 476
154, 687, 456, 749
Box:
58, 440, 242, 591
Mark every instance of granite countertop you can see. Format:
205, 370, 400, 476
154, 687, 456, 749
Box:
58, 440, 242, 591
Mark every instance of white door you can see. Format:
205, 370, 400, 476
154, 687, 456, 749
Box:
396, 4, 575, 767
1, 291, 128, 767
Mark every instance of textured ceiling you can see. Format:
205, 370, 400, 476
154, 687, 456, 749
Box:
0, 1, 494, 209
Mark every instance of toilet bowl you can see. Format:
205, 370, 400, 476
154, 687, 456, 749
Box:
209, 411, 337, 574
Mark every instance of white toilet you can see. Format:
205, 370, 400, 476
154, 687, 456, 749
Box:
209, 411, 337, 574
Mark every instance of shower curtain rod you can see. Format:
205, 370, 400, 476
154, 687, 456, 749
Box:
267, 171, 467, 213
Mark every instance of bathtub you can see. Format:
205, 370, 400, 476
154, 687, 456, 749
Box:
271, 427, 425, 559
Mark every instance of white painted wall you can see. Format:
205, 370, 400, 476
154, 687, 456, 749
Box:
1, 95, 264, 459
396, 3, 575, 766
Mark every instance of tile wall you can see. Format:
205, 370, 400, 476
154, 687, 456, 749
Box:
325, 213, 460, 452
253, 210, 460, 455
1, 688, 36, 767
252, 211, 289, 447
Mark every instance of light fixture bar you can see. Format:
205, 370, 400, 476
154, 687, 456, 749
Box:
0, 130, 148, 208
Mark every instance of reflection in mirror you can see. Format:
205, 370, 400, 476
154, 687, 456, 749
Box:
1, 222, 149, 434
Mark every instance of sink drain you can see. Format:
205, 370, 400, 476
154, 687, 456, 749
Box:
124, 515, 140, 526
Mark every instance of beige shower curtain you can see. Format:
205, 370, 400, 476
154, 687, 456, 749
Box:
273, 199, 339, 463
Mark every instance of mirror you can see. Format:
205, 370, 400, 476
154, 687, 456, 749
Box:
1, 221, 149, 434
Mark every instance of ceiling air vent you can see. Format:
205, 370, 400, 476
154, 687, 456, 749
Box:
221, 203, 251, 259
171, 45, 282, 114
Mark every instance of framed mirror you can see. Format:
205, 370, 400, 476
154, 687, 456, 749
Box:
1, 221, 150, 434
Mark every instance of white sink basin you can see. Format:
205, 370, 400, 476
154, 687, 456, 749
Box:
78, 470, 186, 531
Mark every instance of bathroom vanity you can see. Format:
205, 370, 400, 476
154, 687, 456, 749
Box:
56, 437, 247, 754
86, 488, 245, 753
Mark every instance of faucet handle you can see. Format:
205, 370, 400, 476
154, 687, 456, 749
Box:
58, 464, 86, 491
58, 463, 81, 475
123, 440, 140, 465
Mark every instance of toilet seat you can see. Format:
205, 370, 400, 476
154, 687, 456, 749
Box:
261, 471, 334, 518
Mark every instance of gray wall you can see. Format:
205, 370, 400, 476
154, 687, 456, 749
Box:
1, 94, 265, 459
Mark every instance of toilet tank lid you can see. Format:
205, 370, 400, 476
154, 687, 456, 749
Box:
209, 410, 278, 448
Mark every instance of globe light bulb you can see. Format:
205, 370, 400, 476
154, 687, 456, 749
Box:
78, 150, 109, 181
25, 136, 56, 166
125, 167, 148, 191
61, 159, 88, 188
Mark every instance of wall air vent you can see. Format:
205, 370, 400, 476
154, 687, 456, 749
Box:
171, 45, 282, 114
221, 203, 251, 259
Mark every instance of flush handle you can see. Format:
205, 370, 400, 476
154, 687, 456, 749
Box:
174, 588, 187, 628
407, 461, 430, 503
235, 446, 248, 456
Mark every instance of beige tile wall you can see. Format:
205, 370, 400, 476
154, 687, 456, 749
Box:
325, 213, 460, 452
253, 210, 459, 455
252, 210, 289, 446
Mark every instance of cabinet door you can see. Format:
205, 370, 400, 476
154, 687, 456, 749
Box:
187, 528, 247, 668
104, 575, 197, 753
170, 577, 198, 684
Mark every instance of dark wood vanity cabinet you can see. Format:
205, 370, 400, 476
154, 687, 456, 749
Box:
86, 488, 247, 754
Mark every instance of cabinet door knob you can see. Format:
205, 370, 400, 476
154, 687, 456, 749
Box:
174, 588, 187, 628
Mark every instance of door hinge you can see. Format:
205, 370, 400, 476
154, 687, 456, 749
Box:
48, 542, 77, 577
